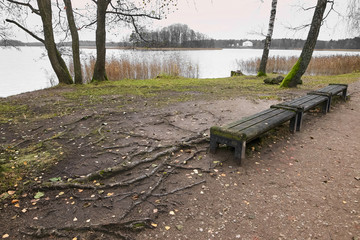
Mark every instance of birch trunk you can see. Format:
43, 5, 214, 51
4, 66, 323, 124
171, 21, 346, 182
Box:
258, 0, 277, 77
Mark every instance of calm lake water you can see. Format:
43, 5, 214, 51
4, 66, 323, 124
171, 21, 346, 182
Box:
1, 46, 359, 97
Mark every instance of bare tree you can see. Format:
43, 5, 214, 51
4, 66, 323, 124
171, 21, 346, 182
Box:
347, 0, 360, 36
64, 0, 82, 84
91, 0, 176, 82
36, 0, 73, 84
258, 0, 277, 77
280, 0, 330, 88
91, 0, 110, 82
4, 0, 74, 84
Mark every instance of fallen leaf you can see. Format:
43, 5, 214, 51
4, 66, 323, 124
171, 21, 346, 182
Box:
14, 203, 20, 208
73, 217, 78, 221
83, 203, 91, 208
34, 192, 45, 199
153, 209, 158, 213
58, 191, 65, 196
151, 223, 158, 228
21, 208, 27, 213
176, 225, 183, 231
78, 189, 83, 193
49, 177, 61, 182
107, 192, 114, 197
86, 219, 91, 223
2, 234, 9, 239
165, 226, 171, 230
7, 190, 16, 195
11, 199, 19, 204
132, 194, 139, 200
169, 211, 175, 215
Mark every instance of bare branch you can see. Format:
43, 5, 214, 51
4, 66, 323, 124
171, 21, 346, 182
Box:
6, 0, 39, 15
5, 19, 44, 43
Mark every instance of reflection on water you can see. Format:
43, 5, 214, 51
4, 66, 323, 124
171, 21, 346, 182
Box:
1, 47, 359, 97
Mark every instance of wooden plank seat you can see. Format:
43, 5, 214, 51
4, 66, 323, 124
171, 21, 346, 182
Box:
307, 84, 348, 112
271, 94, 329, 131
210, 108, 297, 163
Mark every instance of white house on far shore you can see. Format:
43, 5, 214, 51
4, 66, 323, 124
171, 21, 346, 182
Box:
242, 41, 253, 47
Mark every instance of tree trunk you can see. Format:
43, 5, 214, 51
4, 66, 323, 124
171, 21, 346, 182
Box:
64, 0, 83, 84
258, 0, 277, 77
37, 0, 73, 85
92, 1, 109, 82
280, 0, 328, 88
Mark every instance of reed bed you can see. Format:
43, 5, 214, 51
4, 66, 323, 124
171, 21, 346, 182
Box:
69, 52, 199, 83
237, 55, 360, 75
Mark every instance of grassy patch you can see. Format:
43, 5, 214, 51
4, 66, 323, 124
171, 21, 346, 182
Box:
0, 142, 62, 196
59, 72, 360, 106
0, 102, 28, 123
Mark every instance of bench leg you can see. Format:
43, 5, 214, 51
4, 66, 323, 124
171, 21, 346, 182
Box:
322, 100, 328, 114
327, 96, 332, 112
342, 89, 347, 101
289, 114, 298, 133
234, 141, 246, 164
209, 136, 219, 154
296, 112, 303, 132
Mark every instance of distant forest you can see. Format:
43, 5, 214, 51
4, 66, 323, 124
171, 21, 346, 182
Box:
1, 23, 360, 50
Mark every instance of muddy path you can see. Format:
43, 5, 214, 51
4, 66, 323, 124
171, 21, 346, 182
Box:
0, 81, 359, 239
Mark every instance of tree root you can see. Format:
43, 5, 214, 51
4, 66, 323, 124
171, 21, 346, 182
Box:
22, 218, 155, 240
152, 179, 206, 197
73, 133, 208, 183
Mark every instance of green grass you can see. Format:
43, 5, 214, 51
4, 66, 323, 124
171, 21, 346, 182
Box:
0, 102, 28, 123
60, 72, 360, 104
0, 142, 62, 196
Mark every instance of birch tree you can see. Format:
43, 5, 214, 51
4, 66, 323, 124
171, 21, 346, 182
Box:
280, 0, 329, 88
258, 0, 278, 77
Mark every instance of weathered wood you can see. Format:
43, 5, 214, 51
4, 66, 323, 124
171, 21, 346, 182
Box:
210, 108, 297, 164
271, 94, 329, 131
307, 84, 348, 111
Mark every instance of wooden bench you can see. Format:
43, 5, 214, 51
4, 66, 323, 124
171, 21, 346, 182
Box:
307, 84, 348, 112
210, 108, 297, 163
271, 94, 329, 131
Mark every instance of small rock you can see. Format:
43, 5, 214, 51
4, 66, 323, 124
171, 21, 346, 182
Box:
231, 70, 244, 76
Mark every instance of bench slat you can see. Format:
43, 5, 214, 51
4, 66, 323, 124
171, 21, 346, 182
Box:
226, 108, 289, 130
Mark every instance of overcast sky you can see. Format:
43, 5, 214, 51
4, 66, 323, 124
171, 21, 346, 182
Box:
11, 0, 354, 42
153, 0, 352, 41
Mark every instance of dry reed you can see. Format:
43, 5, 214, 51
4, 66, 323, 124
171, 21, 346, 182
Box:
69, 52, 199, 82
237, 55, 360, 75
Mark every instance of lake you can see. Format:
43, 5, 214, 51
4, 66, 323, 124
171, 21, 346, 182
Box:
1, 47, 359, 97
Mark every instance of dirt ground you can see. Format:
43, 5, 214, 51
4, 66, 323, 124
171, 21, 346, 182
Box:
0, 81, 359, 240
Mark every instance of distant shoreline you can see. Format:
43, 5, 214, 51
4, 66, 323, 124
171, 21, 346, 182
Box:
80, 46, 223, 51
2, 45, 360, 52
